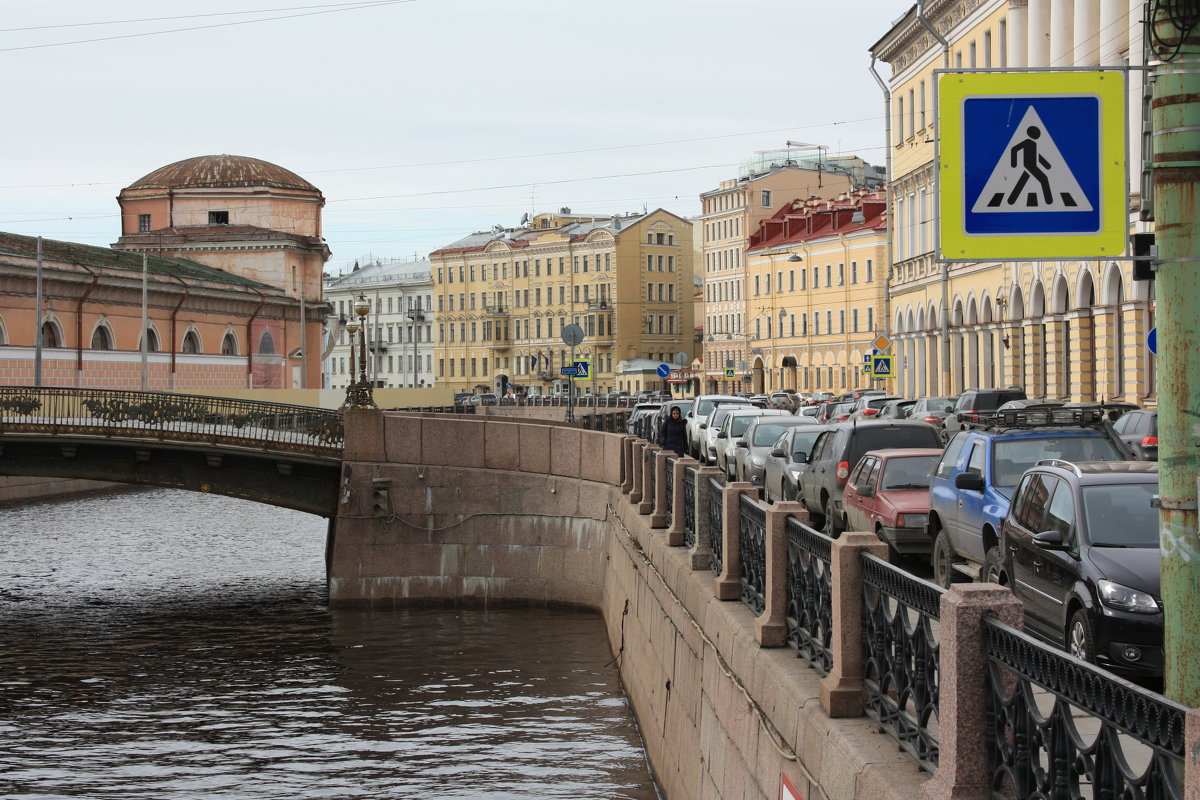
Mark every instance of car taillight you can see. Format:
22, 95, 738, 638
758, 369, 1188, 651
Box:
922, 416, 941, 425
1142, 435, 1158, 447
836, 461, 849, 484
863, 409, 879, 416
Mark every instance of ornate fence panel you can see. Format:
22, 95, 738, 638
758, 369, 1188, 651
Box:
784, 516, 834, 675
861, 553, 944, 773
664, 457, 676, 529
708, 477, 724, 576
0, 387, 343, 458
648, 449, 656, 506
682, 467, 697, 549
984, 619, 1187, 800
737, 494, 766, 615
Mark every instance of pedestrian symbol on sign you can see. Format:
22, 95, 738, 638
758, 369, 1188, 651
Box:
972, 106, 1092, 214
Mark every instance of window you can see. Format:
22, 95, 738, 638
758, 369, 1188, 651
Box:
1046, 481, 1076, 544
825, 264, 832, 286
852, 308, 859, 332
138, 214, 151, 232
969, 41, 977, 69
867, 260, 874, 283
984, 31, 992, 68
220, 333, 236, 355
907, 89, 915, 138
761, 189, 772, 208
838, 264, 845, 286
897, 96, 905, 144
208, 211, 229, 225
919, 80, 927, 130
839, 310, 845, 333
184, 330, 203, 354
999, 19, 1008, 67
90, 325, 113, 350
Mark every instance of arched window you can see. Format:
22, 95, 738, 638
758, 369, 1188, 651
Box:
181, 331, 201, 354
41, 322, 60, 348
141, 328, 159, 353
258, 329, 275, 354
221, 333, 238, 355
90, 325, 113, 351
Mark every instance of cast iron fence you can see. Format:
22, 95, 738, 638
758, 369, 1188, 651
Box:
738, 493, 767, 615
664, 457, 676, 529
708, 477, 724, 576
784, 516, 833, 675
682, 467, 697, 549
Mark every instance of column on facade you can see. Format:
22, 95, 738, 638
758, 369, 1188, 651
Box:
1069, 310, 1097, 402
1023, 321, 1043, 397
1000, 322, 1022, 388
1091, 306, 1116, 400
1049, 0, 1074, 66
1028, 0, 1052, 66
1122, 300, 1151, 402
1008, 0, 1030, 68
951, 330, 966, 394
926, 332, 939, 397
1073, 0, 1100, 66
1043, 316, 1069, 398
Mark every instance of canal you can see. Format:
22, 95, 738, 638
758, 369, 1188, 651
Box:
0, 487, 659, 799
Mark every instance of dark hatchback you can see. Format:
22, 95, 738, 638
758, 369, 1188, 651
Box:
997, 460, 1162, 678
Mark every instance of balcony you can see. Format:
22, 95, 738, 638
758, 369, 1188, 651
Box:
586, 299, 610, 312
482, 304, 509, 320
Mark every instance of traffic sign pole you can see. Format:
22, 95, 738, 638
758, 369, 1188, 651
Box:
1151, 17, 1200, 707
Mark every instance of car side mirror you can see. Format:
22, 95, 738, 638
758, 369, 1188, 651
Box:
955, 472, 985, 491
717, 432, 727, 439
699, 423, 707, 429
792, 452, 808, 464
770, 448, 786, 459
736, 440, 748, 448
1033, 530, 1069, 550
956, 412, 966, 422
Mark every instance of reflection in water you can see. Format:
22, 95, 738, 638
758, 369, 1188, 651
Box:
0, 488, 658, 799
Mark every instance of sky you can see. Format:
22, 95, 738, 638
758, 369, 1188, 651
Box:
1, 0, 914, 275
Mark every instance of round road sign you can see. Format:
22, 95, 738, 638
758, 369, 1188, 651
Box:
561, 324, 584, 346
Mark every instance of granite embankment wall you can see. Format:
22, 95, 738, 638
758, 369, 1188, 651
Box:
331, 409, 928, 800
0, 476, 120, 506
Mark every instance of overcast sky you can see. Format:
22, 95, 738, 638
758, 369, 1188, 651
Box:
2, 0, 913, 273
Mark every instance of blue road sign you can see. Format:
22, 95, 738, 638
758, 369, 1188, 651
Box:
656, 363, 671, 378
571, 360, 590, 380
870, 355, 894, 378
1148, 327, 1157, 355
560, 367, 577, 376
725, 368, 736, 379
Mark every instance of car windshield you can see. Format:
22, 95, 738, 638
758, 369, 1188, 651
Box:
730, 415, 760, 436
879, 455, 940, 490
923, 397, 956, 411
1082, 483, 1159, 547
791, 430, 822, 459
991, 435, 1123, 487
709, 408, 735, 428
752, 422, 799, 446
697, 399, 746, 417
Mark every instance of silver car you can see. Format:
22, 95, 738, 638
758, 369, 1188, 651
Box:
715, 408, 789, 480
699, 404, 752, 466
735, 416, 819, 485
686, 395, 750, 459
762, 426, 824, 503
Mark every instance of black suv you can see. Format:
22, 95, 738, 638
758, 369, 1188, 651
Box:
940, 387, 1027, 442
996, 460, 1161, 678
798, 420, 942, 537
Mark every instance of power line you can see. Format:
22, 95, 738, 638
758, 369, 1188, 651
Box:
0, 0, 411, 53
0, 1, 411, 32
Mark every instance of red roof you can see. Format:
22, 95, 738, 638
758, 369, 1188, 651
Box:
746, 189, 887, 253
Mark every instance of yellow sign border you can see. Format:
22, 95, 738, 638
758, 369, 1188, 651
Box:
938, 71, 1126, 260
870, 355, 894, 377
571, 359, 592, 381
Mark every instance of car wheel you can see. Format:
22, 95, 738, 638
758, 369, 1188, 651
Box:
784, 483, 797, 503
822, 496, 843, 538
1068, 609, 1095, 663
876, 525, 902, 562
983, 545, 1005, 584
931, 526, 957, 589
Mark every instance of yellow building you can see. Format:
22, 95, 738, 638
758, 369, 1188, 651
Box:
429, 209, 694, 396
869, 0, 1155, 403
699, 152, 861, 393
741, 190, 889, 395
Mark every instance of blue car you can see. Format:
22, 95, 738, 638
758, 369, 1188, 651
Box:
926, 405, 1129, 588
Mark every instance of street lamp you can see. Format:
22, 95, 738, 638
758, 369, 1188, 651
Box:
343, 293, 377, 408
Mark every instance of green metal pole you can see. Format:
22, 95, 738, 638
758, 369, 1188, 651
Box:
1152, 12, 1200, 706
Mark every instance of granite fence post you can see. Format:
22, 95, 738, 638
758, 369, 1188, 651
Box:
715, 481, 756, 601
650, 450, 670, 528
664, 457, 698, 547
918, 585, 1024, 800
638, 444, 660, 515
819, 531, 888, 717
755, 502, 806, 647
620, 436, 635, 494
629, 442, 645, 505
689, 466, 722, 571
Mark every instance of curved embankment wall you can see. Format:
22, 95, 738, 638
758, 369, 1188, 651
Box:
332, 409, 925, 800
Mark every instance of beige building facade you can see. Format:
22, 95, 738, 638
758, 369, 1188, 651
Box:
870, 0, 1155, 403
429, 210, 694, 396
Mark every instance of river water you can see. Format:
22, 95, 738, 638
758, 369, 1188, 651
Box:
0, 487, 659, 800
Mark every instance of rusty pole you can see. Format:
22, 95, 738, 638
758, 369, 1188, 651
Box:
1151, 6, 1200, 706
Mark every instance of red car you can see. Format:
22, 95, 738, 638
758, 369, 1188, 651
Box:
842, 448, 943, 559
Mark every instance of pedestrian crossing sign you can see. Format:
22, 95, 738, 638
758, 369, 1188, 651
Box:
870, 355, 893, 378
725, 368, 736, 379
938, 71, 1126, 260
571, 360, 590, 380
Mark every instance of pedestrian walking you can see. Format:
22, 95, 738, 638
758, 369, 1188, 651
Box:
659, 407, 688, 456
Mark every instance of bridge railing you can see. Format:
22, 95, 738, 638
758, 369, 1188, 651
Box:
625, 429, 1189, 793
0, 387, 343, 457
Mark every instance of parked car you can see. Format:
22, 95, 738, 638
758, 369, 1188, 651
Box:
847, 394, 907, 420
798, 421, 943, 536
816, 400, 855, 424
1110, 408, 1158, 461
734, 416, 817, 485
927, 405, 1131, 588
685, 395, 751, 460
996, 460, 1161, 677
842, 448, 943, 558
769, 391, 797, 411
715, 408, 788, 480
836, 389, 886, 402
797, 404, 822, 420
698, 403, 752, 465
453, 392, 475, 406
626, 403, 662, 438
468, 392, 499, 406
875, 398, 917, 421
940, 387, 1027, 442
763, 427, 825, 503
908, 396, 959, 435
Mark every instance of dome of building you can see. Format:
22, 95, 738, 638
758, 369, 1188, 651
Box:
126, 154, 318, 192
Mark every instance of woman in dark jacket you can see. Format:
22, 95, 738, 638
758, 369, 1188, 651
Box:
659, 407, 688, 456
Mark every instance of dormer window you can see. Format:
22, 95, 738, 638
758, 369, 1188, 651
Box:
208, 211, 229, 225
